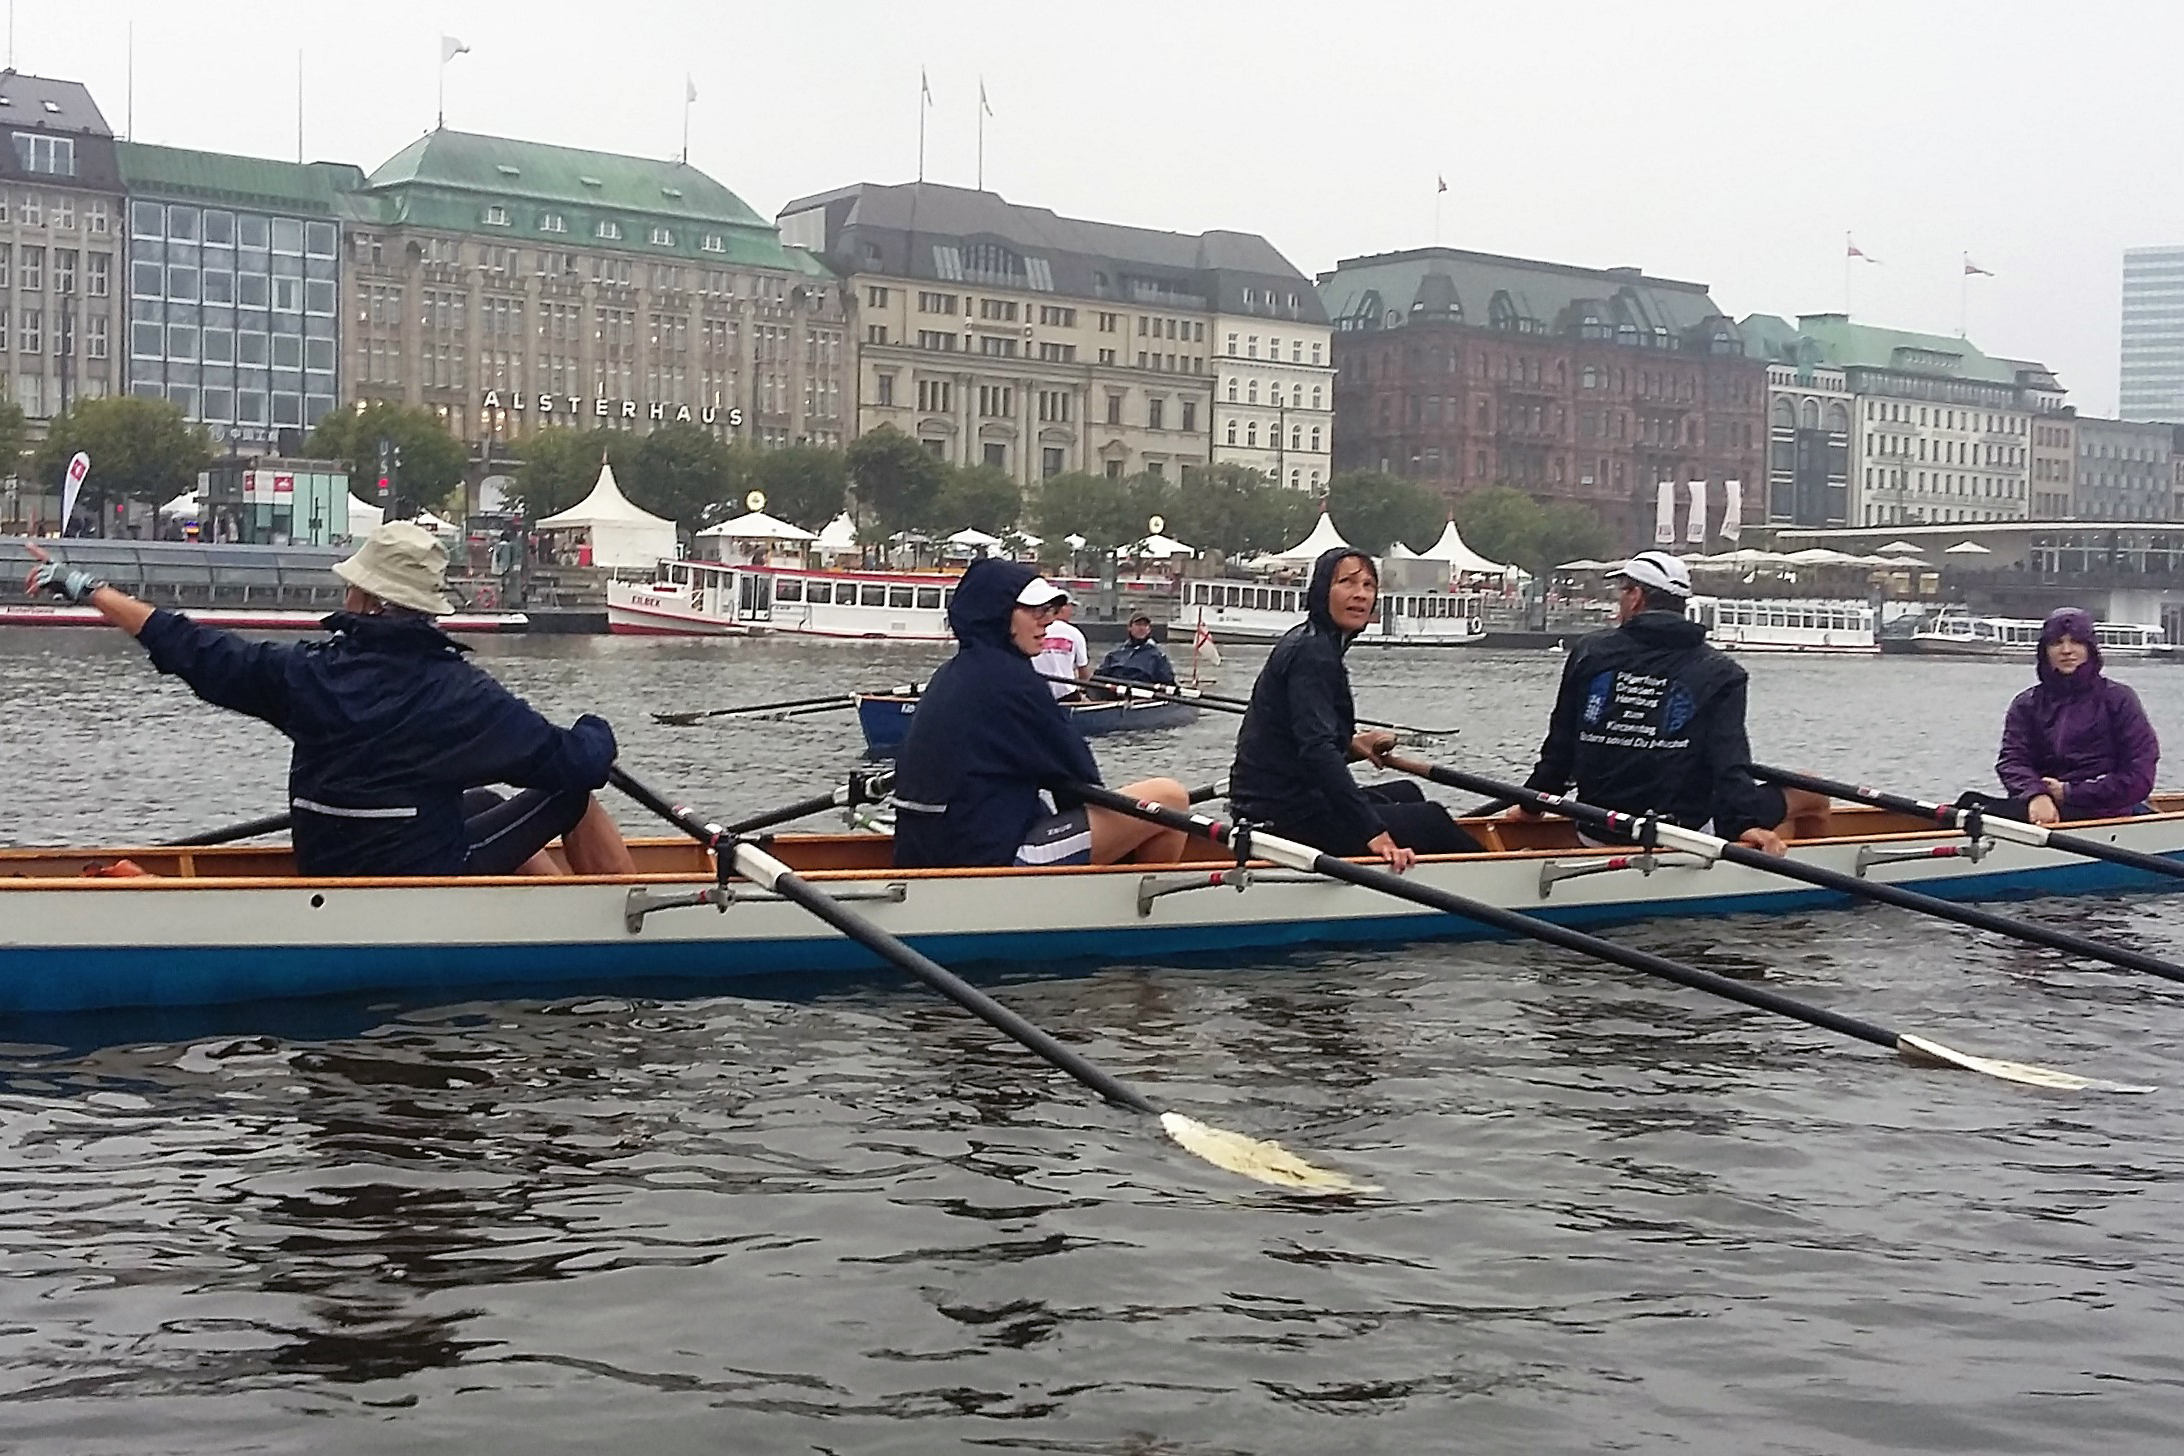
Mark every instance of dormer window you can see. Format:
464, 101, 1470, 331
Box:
596, 219, 622, 241
539, 211, 566, 234
482, 205, 510, 227
700, 233, 725, 254
650, 226, 673, 246
12, 132, 73, 176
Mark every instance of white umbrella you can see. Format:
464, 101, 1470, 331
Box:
695, 510, 817, 543
1556, 558, 1610, 571
947, 527, 1004, 549
1785, 547, 1860, 564
1003, 529, 1043, 548
1877, 540, 1925, 555
1944, 541, 1993, 556
1064, 533, 1087, 550
159, 490, 200, 518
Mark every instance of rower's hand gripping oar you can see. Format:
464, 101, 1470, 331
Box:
1397, 756, 2184, 995
608, 766, 1366, 1193
1064, 778, 2146, 1094
1755, 763, 2184, 888
653, 683, 924, 728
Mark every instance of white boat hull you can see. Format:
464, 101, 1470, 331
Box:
6, 802, 2184, 1014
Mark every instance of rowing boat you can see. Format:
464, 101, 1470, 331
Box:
6, 797, 2182, 1016
853, 691, 1199, 754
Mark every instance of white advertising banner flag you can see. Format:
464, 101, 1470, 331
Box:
1685, 479, 1707, 545
1721, 479, 1743, 542
1654, 481, 1676, 545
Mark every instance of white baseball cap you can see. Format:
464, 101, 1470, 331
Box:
1605, 550, 1692, 598
1016, 577, 1067, 608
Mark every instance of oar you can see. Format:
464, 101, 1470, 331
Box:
608, 765, 1366, 1193
1064, 779, 2143, 1093
1038, 672, 1459, 740
1755, 763, 2184, 888
720, 769, 894, 837
653, 684, 922, 727
1392, 757, 2184, 992
163, 811, 293, 847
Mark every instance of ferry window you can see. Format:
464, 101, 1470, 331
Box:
1285, 590, 1299, 613
775, 577, 804, 602
915, 586, 942, 609
860, 583, 887, 607
1223, 586, 1239, 607
888, 585, 914, 609
1254, 589, 1270, 610
941, 588, 954, 608
806, 581, 833, 604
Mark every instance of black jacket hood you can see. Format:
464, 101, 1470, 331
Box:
1306, 546, 1378, 648
1621, 609, 1707, 649
947, 557, 1039, 651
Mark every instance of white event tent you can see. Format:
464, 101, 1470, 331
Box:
1416, 519, 1512, 576
1126, 532, 1196, 559
695, 509, 816, 567
1269, 511, 1353, 563
536, 461, 679, 570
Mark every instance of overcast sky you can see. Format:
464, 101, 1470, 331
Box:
45, 1, 2184, 415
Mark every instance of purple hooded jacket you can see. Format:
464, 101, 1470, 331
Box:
1995, 607, 2160, 819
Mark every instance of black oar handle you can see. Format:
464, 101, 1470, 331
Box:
1063, 780, 1900, 1050
1408, 760, 2184, 988
163, 811, 293, 847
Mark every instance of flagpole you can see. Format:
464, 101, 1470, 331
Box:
1844, 232, 1852, 315
977, 82, 984, 190
1959, 252, 1968, 338
682, 79, 692, 164
437, 46, 445, 130
918, 72, 927, 184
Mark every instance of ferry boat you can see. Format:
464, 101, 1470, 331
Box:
6, 798, 2183, 1015
1688, 596, 1878, 655
1901, 608, 2168, 658
1178, 577, 1488, 645
608, 559, 957, 639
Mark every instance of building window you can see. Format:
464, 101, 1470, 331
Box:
540, 211, 566, 233
130, 320, 161, 358
700, 233, 725, 253
650, 226, 673, 246
85, 314, 108, 359
876, 373, 895, 407
595, 220, 622, 241
1246, 422, 1257, 447
1310, 426, 1321, 452
1043, 447, 1064, 478
1106, 394, 1123, 425
982, 442, 1007, 468
12, 132, 73, 176
1181, 400, 1196, 432
483, 205, 510, 227
1226, 420, 1237, 445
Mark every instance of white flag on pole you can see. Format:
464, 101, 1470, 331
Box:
1653, 481, 1676, 546
61, 451, 90, 528
441, 35, 469, 62
1721, 479, 1743, 542
1685, 480, 1707, 544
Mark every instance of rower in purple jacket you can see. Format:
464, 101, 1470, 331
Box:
1980, 607, 2160, 826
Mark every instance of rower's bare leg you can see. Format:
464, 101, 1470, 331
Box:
560, 794, 638, 875
1775, 786, 1833, 842
1089, 777, 1191, 864
514, 847, 568, 876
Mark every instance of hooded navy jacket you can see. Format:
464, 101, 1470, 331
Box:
1227, 548, 1383, 850
1520, 608, 1771, 839
1096, 634, 1177, 686
891, 558, 1102, 868
137, 608, 616, 877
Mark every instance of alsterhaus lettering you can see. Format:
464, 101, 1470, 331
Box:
479, 390, 745, 428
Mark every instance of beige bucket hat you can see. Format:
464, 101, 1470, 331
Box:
333, 521, 456, 615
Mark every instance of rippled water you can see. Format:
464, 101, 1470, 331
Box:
6, 626, 2184, 1454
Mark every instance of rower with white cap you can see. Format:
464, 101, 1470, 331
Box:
1508, 549, 1828, 856
22, 522, 635, 878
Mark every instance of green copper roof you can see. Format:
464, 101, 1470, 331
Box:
1787, 313, 2027, 387
117, 141, 365, 215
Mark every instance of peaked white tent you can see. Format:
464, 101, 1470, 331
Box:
347, 495, 384, 535
1270, 511, 1352, 563
816, 511, 858, 551
1417, 519, 1511, 576
1126, 532, 1196, 559
946, 527, 1004, 550
1386, 540, 1417, 559
696, 510, 816, 543
536, 461, 678, 569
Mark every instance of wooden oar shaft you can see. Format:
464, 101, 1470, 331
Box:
163, 811, 293, 847
1063, 781, 1899, 1050
1405, 760, 2184, 988
1754, 762, 2184, 885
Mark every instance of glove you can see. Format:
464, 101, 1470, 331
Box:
27, 561, 106, 604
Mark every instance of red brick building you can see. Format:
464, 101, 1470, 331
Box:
1318, 248, 1767, 549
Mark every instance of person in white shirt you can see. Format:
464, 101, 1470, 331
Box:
1030, 595, 1090, 699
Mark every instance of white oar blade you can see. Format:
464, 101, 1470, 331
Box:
1896, 1034, 2154, 1094
1158, 1112, 1375, 1195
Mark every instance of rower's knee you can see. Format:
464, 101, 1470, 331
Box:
1123, 776, 1189, 808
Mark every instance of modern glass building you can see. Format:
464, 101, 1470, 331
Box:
2120, 246, 2184, 422
116, 143, 363, 450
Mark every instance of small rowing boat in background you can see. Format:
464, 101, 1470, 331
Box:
6, 799, 2182, 1016
853, 690, 1199, 755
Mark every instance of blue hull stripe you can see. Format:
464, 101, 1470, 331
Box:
0, 854, 2174, 1015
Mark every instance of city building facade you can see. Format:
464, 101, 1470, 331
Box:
0, 72, 124, 430
1319, 248, 1766, 549
2121, 246, 2184, 422
1741, 314, 1852, 527
118, 142, 358, 453
2073, 415, 2173, 521
345, 129, 845, 460
2030, 410, 2077, 519
1743, 315, 2062, 527
778, 182, 1328, 488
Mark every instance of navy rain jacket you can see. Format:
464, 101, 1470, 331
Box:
1227, 547, 1384, 850
1095, 634, 1177, 686
891, 558, 1102, 868
138, 608, 617, 877
1520, 609, 1771, 840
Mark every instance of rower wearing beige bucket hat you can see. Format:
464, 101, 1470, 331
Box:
24, 520, 636, 880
